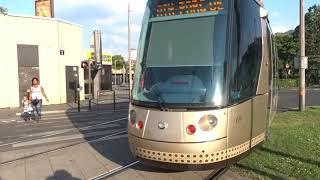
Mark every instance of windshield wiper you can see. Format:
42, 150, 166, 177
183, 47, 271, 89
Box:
157, 95, 170, 111
151, 85, 170, 111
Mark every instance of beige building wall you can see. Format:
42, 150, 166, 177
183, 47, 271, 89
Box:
0, 14, 84, 108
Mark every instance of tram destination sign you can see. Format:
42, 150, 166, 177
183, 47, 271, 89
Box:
153, 0, 225, 17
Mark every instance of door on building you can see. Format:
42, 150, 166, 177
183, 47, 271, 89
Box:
65, 66, 79, 103
17, 45, 40, 107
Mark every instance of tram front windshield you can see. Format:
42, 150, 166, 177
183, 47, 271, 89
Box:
133, 0, 229, 109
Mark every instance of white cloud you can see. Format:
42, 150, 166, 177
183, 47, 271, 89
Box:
55, 0, 147, 58
270, 11, 281, 17
272, 25, 289, 33
96, 17, 115, 26
57, 0, 146, 15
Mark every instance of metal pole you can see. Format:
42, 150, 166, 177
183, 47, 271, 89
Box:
88, 61, 92, 111
50, 0, 55, 18
299, 0, 306, 111
93, 30, 102, 99
78, 91, 80, 112
113, 90, 116, 112
128, 3, 132, 100
114, 60, 117, 87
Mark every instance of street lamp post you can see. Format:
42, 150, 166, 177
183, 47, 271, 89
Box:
128, 2, 132, 99
299, 0, 306, 111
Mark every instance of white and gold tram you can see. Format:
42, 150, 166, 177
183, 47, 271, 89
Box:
128, 0, 278, 169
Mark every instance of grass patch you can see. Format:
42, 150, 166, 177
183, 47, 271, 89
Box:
233, 107, 320, 180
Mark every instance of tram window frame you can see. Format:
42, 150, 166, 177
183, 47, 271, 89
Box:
228, 0, 263, 104
132, 1, 230, 109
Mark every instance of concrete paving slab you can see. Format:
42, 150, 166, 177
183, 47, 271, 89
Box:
114, 169, 146, 180
0, 145, 49, 164
133, 165, 179, 180
168, 171, 204, 180
0, 161, 26, 180
69, 144, 106, 179
48, 148, 85, 180
25, 154, 55, 180
83, 143, 117, 169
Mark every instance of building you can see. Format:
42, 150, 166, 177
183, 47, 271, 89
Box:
0, 14, 84, 108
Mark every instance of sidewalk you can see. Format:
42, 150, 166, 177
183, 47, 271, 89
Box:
0, 100, 129, 120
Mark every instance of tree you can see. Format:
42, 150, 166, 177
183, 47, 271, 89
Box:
288, 4, 320, 85
275, 34, 299, 79
305, 5, 320, 58
112, 55, 125, 70
0, 6, 7, 15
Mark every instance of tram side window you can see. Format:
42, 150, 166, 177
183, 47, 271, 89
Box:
229, 0, 263, 103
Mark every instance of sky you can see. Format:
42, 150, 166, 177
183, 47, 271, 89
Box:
0, 0, 319, 58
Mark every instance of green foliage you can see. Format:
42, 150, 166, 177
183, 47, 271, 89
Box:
0, 6, 8, 15
278, 79, 298, 88
276, 4, 320, 85
275, 35, 299, 79
233, 107, 320, 180
112, 55, 125, 70
305, 5, 320, 57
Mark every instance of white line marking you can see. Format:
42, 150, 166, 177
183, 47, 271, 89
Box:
0, 141, 21, 147
2, 117, 128, 147
88, 130, 128, 143
15, 108, 129, 116
13, 128, 127, 148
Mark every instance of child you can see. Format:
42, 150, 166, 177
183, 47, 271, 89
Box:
22, 95, 33, 122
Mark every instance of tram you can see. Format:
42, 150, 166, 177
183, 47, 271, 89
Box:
128, 0, 278, 169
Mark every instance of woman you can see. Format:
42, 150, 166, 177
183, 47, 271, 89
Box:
29, 77, 49, 121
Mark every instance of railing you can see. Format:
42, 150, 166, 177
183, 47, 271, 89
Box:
96, 88, 130, 112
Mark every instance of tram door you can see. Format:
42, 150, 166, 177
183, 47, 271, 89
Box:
65, 66, 79, 103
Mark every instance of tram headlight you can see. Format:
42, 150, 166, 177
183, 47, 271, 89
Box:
199, 115, 218, 131
130, 110, 136, 125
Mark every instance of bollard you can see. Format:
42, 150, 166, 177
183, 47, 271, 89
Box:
113, 90, 116, 112
78, 91, 80, 112
88, 99, 92, 111
97, 91, 100, 112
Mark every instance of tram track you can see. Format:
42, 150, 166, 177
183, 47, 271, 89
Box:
203, 167, 229, 180
90, 161, 140, 180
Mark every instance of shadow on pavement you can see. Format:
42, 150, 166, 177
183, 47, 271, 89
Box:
66, 89, 184, 173
46, 170, 81, 180
65, 89, 181, 174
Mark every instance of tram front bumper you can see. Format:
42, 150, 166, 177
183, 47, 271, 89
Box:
128, 134, 228, 165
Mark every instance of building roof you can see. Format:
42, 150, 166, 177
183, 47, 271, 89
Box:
3, 14, 83, 28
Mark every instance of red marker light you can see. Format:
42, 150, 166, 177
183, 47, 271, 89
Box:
186, 125, 196, 135
137, 121, 144, 129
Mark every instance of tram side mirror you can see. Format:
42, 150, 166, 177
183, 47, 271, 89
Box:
260, 7, 268, 19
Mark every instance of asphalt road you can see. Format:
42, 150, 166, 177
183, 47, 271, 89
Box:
278, 88, 320, 111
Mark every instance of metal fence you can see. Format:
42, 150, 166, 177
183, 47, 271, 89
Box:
96, 88, 130, 111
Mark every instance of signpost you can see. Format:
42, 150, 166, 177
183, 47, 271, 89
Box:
299, 0, 307, 112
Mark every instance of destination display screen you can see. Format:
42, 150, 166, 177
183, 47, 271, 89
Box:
153, 0, 225, 17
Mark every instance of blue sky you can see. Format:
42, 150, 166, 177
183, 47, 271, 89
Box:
0, 0, 319, 57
